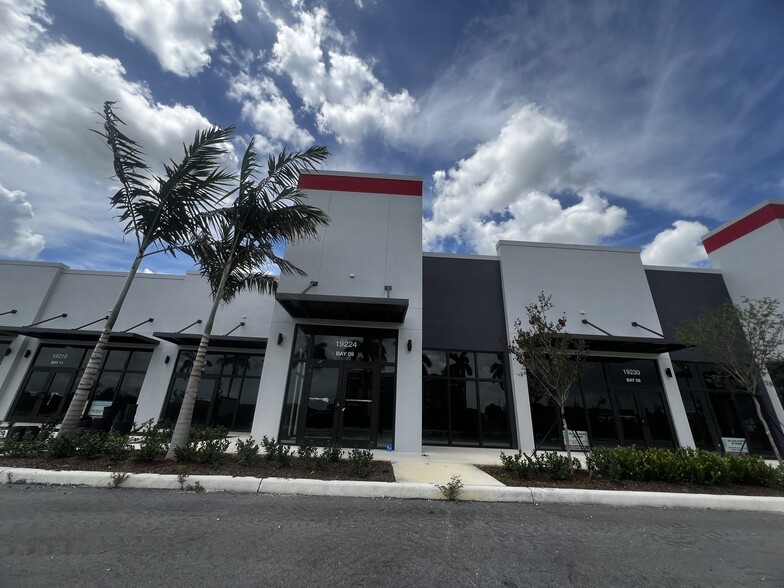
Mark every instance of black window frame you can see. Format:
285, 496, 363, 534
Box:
422, 348, 512, 448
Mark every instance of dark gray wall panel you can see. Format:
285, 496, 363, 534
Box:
423, 256, 507, 352
645, 269, 733, 361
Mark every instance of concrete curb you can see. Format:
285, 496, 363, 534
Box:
1, 467, 783, 513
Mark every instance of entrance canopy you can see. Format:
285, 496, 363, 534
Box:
276, 293, 409, 323
153, 332, 267, 350
0, 326, 159, 346
572, 334, 686, 354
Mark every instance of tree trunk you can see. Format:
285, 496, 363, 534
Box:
750, 393, 784, 468
560, 405, 573, 465
59, 252, 144, 434
165, 330, 211, 460
165, 261, 229, 460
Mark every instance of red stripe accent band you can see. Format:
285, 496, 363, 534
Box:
298, 174, 422, 196
703, 203, 784, 253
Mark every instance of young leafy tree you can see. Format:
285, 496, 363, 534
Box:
165, 140, 329, 459
508, 292, 589, 463
678, 297, 784, 466
58, 102, 235, 434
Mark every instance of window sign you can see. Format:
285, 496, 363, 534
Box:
608, 360, 659, 387
34, 347, 85, 369
722, 437, 749, 454
87, 400, 113, 418
563, 429, 590, 450
313, 335, 372, 361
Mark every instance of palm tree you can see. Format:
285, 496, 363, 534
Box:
165, 139, 329, 459
59, 102, 235, 433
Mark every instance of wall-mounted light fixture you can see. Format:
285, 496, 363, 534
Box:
24, 349, 31, 358
4, 347, 11, 356
407, 339, 412, 352
277, 333, 284, 345
164, 355, 170, 364
665, 367, 673, 378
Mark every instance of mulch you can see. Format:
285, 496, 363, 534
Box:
0, 454, 395, 483
479, 465, 784, 497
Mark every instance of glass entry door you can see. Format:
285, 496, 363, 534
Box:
615, 388, 675, 448
300, 363, 380, 448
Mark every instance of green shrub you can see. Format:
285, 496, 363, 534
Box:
135, 420, 170, 462
2, 429, 50, 458
76, 432, 106, 459
298, 439, 321, 470
103, 430, 131, 461
500, 450, 579, 480
47, 432, 78, 459
236, 437, 260, 466
348, 448, 374, 478
261, 436, 292, 468
321, 443, 343, 463
173, 426, 229, 467
590, 446, 784, 488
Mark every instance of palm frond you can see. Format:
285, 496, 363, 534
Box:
95, 101, 151, 247
144, 125, 237, 250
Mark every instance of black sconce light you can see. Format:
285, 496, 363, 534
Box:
164, 355, 170, 364
277, 333, 284, 345
407, 339, 412, 352
24, 349, 31, 358
665, 367, 673, 378
4, 348, 11, 356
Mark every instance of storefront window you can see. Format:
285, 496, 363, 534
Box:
672, 361, 775, 457
162, 350, 263, 431
422, 349, 511, 447
530, 358, 674, 450
9, 345, 152, 423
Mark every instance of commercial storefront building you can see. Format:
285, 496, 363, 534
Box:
1, 172, 783, 457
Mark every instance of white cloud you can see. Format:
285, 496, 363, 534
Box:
0, 183, 45, 258
0, 140, 40, 166
424, 104, 627, 254
227, 72, 313, 151
268, 6, 416, 143
96, 0, 242, 77
0, 1, 235, 262
640, 220, 709, 267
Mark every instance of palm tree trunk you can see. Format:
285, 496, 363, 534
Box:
751, 393, 783, 467
165, 329, 212, 459
165, 265, 231, 460
560, 405, 572, 465
59, 252, 144, 434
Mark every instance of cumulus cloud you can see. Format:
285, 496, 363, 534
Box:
0, 183, 45, 258
96, 0, 242, 77
424, 105, 627, 254
640, 220, 709, 267
268, 6, 416, 143
227, 72, 313, 152
0, 1, 235, 261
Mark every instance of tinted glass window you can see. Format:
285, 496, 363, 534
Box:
423, 350, 447, 376
476, 352, 505, 380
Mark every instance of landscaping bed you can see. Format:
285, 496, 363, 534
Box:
480, 466, 784, 497
0, 454, 395, 482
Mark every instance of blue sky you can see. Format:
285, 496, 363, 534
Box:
1, 0, 783, 274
